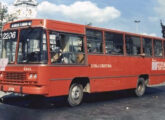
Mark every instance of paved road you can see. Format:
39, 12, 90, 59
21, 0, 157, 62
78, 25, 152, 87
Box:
0, 86, 165, 120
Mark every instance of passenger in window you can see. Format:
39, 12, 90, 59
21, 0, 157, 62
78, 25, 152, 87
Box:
50, 47, 62, 63
77, 54, 85, 64
61, 53, 76, 64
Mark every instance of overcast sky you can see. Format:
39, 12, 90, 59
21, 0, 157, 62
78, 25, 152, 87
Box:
2, 0, 165, 37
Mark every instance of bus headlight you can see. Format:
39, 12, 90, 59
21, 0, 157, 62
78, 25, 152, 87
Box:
29, 74, 33, 79
34, 74, 37, 79
28, 73, 38, 80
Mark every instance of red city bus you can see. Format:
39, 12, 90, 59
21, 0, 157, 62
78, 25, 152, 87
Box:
0, 19, 165, 106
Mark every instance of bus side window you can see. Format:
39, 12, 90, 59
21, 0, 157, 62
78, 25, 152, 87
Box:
142, 38, 152, 57
49, 31, 85, 64
86, 29, 103, 54
126, 35, 141, 56
105, 32, 123, 55
49, 32, 62, 63
154, 39, 163, 57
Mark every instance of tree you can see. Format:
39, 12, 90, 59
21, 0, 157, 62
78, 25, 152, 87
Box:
0, 3, 8, 38
0, 3, 17, 39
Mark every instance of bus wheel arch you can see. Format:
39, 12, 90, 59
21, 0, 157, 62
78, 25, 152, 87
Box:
67, 77, 90, 107
139, 74, 149, 86
70, 77, 90, 93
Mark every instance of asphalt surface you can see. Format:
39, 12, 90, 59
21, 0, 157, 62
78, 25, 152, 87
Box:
0, 86, 165, 120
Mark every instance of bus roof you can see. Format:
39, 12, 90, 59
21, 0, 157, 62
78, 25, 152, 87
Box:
3, 19, 164, 40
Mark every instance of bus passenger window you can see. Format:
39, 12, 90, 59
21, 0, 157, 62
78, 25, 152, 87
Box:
142, 38, 152, 57
105, 32, 123, 55
49, 31, 85, 64
49, 32, 61, 63
154, 40, 163, 57
126, 36, 141, 56
86, 29, 103, 54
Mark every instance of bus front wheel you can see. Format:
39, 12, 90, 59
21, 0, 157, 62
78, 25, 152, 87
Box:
67, 83, 83, 107
135, 78, 146, 97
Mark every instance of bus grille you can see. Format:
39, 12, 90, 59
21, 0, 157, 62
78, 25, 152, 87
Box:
4, 72, 26, 81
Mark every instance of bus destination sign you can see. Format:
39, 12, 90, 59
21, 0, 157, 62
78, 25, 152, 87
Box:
11, 21, 32, 28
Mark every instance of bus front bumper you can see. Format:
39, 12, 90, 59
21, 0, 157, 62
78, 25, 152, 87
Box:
0, 85, 48, 95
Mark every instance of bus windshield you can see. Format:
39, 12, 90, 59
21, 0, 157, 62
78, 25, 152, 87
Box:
1, 30, 18, 63
17, 28, 48, 64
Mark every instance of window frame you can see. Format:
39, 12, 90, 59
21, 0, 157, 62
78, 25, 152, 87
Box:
1, 29, 18, 64
48, 30, 86, 65
154, 39, 163, 58
125, 35, 142, 56
105, 31, 124, 56
86, 29, 103, 54
17, 28, 48, 64
142, 37, 153, 57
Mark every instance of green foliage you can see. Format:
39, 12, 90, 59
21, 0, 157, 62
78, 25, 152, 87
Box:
0, 3, 17, 30
0, 4, 7, 28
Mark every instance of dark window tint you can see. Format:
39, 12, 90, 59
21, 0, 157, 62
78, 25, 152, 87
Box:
126, 36, 141, 55
105, 32, 123, 55
154, 40, 163, 57
142, 38, 152, 57
86, 29, 103, 53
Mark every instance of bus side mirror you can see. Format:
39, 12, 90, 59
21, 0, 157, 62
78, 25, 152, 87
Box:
139, 53, 146, 57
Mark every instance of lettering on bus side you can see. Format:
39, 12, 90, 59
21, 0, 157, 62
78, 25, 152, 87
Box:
152, 59, 165, 71
90, 64, 112, 68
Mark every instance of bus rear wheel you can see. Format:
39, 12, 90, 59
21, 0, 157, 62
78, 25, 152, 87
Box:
135, 78, 146, 97
67, 83, 83, 107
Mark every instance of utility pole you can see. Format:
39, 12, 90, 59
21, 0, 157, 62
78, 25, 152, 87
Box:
161, 20, 165, 38
134, 20, 141, 34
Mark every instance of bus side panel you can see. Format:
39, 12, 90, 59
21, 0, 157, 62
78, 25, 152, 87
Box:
88, 55, 146, 92
46, 66, 88, 97
48, 80, 71, 97
45, 56, 165, 96
149, 58, 165, 85
149, 75, 165, 85
90, 77, 137, 93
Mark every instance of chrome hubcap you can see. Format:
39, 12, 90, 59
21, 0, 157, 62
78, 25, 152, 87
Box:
71, 86, 81, 100
137, 83, 144, 94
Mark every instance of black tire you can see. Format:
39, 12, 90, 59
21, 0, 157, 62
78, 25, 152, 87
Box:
67, 83, 83, 107
135, 78, 146, 97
